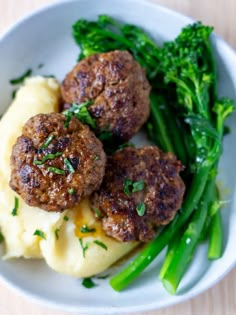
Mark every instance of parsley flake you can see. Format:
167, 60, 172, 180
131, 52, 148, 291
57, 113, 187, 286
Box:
82, 278, 96, 288
68, 188, 74, 195
11, 197, 19, 216
124, 179, 145, 196
48, 166, 65, 175
132, 180, 145, 193
63, 215, 69, 221
64, 158, 75, 173
34, 152, 62, 165
54, 228, 60, 240
10, 69, 32, 85
63, 101, 95, 129
136, 202, 146, 216
0, 232, 4, 244
80, 225, 96, 233
79, 238, 89, 258
123, 178, 133, 196
93, 240, 108, 250
92, 207, 103, 219
39, 134, 54, 149
93, 156, 100, 162
33, 229, 46, 239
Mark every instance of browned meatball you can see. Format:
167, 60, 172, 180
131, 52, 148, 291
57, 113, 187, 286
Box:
61, 50, 151, 143
10, 113, 106, 212
91, 146, 185, 242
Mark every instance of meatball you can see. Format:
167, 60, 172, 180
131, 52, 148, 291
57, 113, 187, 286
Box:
61, 50, 151, 143
91, 146, 185, 242
10, 113, 106, 212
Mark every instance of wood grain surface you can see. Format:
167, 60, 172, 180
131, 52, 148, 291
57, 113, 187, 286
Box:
0, 0, 236, 314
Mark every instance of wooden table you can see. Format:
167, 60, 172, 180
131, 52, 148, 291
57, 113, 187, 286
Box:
0, 0, 236, 314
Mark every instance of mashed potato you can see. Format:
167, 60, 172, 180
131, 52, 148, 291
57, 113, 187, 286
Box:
0, 76, 137, 277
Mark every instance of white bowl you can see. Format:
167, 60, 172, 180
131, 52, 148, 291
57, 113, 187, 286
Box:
0, 0, 236, 313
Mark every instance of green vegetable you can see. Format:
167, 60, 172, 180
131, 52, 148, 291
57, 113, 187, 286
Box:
123, 179, 145, 196
33, 229, 46, 240
82, 278, 96, 288
94, 156, 100, 162
33, 152, 62, 165
11, 196, 19, 216
93, 240, 108, 250
80, 225, 96, 233
9, 69, 32, 85
63, 215, 69, 221
68, 188, 74, 195
0, 231, 4, 244
132, 181, 145, 193
48, 166, 65, 175
123, 179, 133, 196
208, 211, 223, 259
73, 15, 159, 79
40, 134, 54, 149
79, 238, 89, 258
136, 202, 146, 216
63, 101, 95, 129
54, 228, 60, 240
12, 89, 17, 99
92, 207, 103, 219
161, 179, 215, 294
64, 158, 75, 173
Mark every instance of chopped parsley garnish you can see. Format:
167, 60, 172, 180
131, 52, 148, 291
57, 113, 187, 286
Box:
132, 180, 145, 193
124, 179, 145, 196
96, 274, 109, 279
82, 277, 96, 288
64, 158, 75, 173
98, 127, 113, 141
33, 229, 46, 239
136, 202, 146, 216
64, 111, 73, 128
43, 74, 56, 78
39, 134, 54, 149
63, 101, 95, 129
48, 166, 65, 175
11, 196, 19, 216
12, 89, 17, 99
54, 228, 60, 240
68, 188, 74, 195
93, 240, 108, 250
33, 152, 62, 165
92, 207, 103, 219
80, 225, 96, 233
76, 104, 96, 128
93, 156, 100, 162
124, 179, 133, 196
79, 238, 89, 258
63, 215, 69, 221
116, 142, 135, 151
10, 69, 32, 85
0, 232, 4, 244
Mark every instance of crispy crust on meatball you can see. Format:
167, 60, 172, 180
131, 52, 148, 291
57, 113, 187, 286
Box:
61, 50, 151, 143
10, 113, 106, 212
91, 146, 185, 242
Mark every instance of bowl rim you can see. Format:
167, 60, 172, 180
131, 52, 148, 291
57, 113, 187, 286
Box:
0, 0, 236, 313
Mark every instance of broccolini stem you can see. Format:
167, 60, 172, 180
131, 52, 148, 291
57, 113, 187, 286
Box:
161, 179, 215, 294
208, 210, 223, 259
110, 166, 210, 291
159, 230, 182, 279
149, 94, 175, 153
